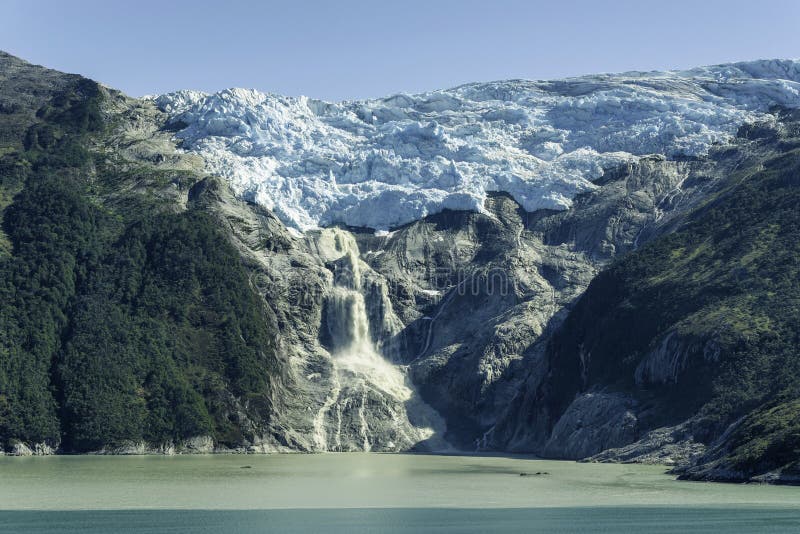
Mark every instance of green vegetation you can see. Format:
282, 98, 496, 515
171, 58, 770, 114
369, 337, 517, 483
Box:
58, 210, 281, 450
547, 137, 800, 477
0, 74, 281, 451
0, 78, 105, 445
722, 398, 800, 477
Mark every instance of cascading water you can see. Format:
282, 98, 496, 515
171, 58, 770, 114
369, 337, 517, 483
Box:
327, 252, 414, 402
312, 229, 446, 452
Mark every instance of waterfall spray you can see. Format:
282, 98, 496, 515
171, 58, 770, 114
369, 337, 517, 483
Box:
311, 228, 446, 451
326, 249, 413, 401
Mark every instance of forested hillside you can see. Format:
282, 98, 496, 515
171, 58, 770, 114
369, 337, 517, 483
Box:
543, 113, 800, 482
0, 53, 283, 453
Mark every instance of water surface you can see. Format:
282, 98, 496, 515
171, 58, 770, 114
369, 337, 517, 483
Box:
1, 454, 797, 532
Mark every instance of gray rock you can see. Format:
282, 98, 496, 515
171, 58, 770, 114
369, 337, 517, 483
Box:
586, 424, 706, 466
542, 392, 639, 460
7, 441, 55, 456
182, 435, 215, 454
10, 442, 33, 456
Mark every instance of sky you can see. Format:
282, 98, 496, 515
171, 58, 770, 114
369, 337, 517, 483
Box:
3, 0, 800, 101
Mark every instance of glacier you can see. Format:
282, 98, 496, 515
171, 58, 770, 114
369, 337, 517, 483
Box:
155, 60, 800, 232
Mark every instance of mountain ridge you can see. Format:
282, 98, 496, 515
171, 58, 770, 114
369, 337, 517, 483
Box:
153, 58, 800, 231
0, 52, 798, 484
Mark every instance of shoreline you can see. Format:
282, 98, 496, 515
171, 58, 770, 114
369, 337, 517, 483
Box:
4, 442, 799, 486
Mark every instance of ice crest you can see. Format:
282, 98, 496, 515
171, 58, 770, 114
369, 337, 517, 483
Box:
155, 60, 800, 232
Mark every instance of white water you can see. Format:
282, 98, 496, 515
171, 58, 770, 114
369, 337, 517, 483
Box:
312, 229, 443, 451
326, 234, 413, 401
327, 286, 413, 402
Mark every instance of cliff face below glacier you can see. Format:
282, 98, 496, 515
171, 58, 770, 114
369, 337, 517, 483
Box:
159, 122, 714, 453
192, 105, 794, 460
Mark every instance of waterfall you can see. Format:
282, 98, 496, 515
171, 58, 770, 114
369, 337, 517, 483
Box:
326, 250, 413, 402
312, 228, 446, 451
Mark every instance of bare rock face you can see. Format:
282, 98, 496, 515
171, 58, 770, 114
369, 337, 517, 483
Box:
10, 442, 33, 456
190, 117, 757, 456
6, 441, 55, 456
542, 392, 639, 460
192, 178, 448, 452
182, 435, 215, 453
586, 424, 706, 466
89, 436, 216, 455
634, 331, 722, 386
481, 112, 800, 474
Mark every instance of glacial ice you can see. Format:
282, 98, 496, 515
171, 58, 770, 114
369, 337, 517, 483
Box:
155, 60, 800, 231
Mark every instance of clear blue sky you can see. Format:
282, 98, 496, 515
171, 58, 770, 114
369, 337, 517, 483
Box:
3, 0, 799, 101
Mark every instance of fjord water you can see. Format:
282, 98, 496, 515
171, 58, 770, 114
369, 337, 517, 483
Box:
1, 454, 798, 533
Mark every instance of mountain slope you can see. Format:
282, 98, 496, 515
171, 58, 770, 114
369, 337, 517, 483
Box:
0, 52, 798, 484
487, 109, 800, 482
0, 55, 290, 453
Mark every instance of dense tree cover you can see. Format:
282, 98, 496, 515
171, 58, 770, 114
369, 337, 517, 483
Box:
58, 211, 282, 450
713, 397, 800, 478
0, 176, 105, 444
0, 78, 107, 445
546, 143, 800, 476
0, 77, 282, 451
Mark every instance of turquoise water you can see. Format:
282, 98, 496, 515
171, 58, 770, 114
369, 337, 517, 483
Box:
3, 508, 800, 533
1, 454, 798, 532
